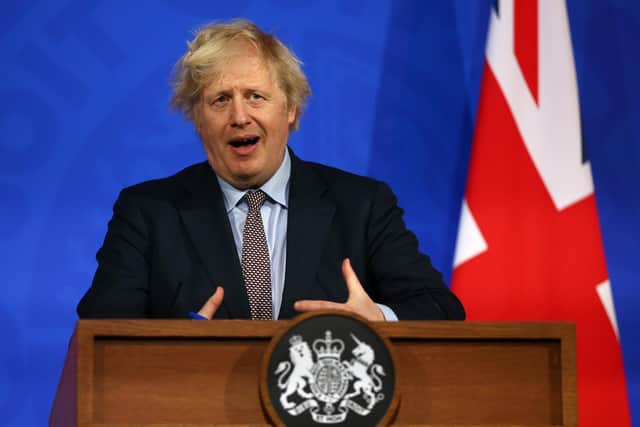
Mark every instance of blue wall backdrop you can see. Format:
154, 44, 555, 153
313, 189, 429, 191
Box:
1, 1, 638, 425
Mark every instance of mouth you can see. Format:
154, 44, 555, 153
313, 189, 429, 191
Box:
229, 136, 260, 148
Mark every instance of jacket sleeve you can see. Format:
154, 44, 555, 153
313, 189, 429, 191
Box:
366, 181, 465, 320
77, 190, 151, 318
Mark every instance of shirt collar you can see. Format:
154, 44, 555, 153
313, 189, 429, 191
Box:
216, 149, 291, 213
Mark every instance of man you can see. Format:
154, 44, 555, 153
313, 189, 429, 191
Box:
77, 19, 464, 321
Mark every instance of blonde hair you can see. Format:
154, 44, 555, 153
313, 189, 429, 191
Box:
170, 19, 311, 131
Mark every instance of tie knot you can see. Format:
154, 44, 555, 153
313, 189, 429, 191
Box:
245, 190, 267, 212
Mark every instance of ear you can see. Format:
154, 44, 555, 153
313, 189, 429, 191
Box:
193, 106, 203, 135
287, 105, 297, 126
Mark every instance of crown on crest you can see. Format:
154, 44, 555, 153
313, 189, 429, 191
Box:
312, 330, 345, 359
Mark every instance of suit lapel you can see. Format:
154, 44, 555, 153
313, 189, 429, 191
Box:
280, 154, 335, 319
176, 163, 250, 318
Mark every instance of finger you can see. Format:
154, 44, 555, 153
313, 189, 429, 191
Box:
197, 286, 224, 320
341, 258, 364, 296
294, 299, 349, 313
340, 259, 384, 321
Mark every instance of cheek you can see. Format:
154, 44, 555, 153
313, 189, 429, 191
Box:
198, 117, 225, 141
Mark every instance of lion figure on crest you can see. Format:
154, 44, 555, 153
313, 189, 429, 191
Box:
275, 335, 315, 409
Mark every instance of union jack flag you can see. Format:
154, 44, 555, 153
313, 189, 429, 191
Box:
451, 1, 631, 425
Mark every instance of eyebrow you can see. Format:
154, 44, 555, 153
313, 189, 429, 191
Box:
205, 86, 272, 98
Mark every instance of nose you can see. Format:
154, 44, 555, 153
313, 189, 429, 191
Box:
230, 97, 250, 127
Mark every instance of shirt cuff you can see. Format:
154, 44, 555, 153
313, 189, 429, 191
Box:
376, 303, 398, 321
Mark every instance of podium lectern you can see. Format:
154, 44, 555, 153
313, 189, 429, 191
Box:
50, 320, 576, 426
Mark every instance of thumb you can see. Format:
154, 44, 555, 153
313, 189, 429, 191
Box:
341, 258, 364, 297
198, 286, 224, 320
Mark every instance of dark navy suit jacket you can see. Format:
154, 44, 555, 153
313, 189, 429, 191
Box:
77, 152, 465, 320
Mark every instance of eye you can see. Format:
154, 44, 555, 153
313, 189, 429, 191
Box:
249, 92, 266, 102
208, 95, 229, 107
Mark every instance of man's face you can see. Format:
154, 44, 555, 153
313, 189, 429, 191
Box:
196, 44, 295, 189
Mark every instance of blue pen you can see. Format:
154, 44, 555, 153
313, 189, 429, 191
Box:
188, 311, 208, 320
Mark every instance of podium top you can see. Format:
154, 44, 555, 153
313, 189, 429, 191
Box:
74, 319, 574, 339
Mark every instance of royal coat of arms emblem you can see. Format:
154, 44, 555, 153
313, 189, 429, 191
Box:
273, 329, 386, 424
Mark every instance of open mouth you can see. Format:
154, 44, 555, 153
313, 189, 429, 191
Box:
229, 136, 260, 148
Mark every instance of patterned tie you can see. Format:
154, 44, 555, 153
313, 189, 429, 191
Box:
241, 190, 273, 320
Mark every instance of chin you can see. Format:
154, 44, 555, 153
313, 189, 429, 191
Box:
229, 171, 261, 189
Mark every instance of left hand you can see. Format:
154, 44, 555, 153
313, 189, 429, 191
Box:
294, 258, 384, 321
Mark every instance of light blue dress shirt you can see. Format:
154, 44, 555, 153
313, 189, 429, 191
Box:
216, 150, 397, 320
217, 151, 291, 319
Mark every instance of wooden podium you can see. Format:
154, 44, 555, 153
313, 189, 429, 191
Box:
50, 320, 576, 426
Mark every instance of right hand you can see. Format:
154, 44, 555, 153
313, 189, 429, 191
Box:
196, 286, 224, 319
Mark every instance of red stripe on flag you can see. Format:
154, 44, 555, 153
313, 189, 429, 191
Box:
514, 0, 539, 103
452, 62, 630, 426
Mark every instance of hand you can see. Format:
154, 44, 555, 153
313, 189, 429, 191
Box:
196, 286, 225, 320
294, 258, 384, 321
